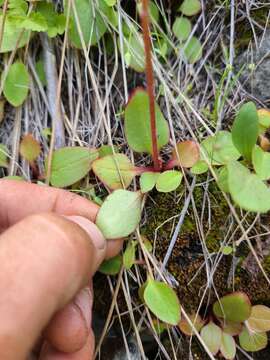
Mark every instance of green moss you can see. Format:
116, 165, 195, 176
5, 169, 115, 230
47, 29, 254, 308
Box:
142, 178, 270, 311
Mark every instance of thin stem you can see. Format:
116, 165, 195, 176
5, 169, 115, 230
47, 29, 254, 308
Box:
140, 0, 160, 171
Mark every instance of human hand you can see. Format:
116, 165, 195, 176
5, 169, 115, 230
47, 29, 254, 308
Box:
0, 180, 122, 360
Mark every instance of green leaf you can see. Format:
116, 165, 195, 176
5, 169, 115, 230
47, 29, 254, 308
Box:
96, 190, 142, 239
231, 102, 258, 162
123, 240, 137, 269
92, 154, 137, 190
0, 16, 30, 53
124, 89, 169, 154
67, 0, 109, 48
179, 0, 201, 16
99, 254, 122, 275
239, 326, 267, 352
140, 172, 159, 193
220, 332, 236, 360
47, 147, 98, 188
227, 161, 270, 212
142, 235, 153, 252
178, 313, 205, 336
121, 33, 145, 72
156, 170, 183, 193
0, 144, 8, 168
19, 134, 41, 163
3, 62, 30, 107
221, 245, 233, 255
201, 131, 241, 165
258, 109, 270, 129
171, 140, 200, 168
252, 145, 270, 180
217, 166, 229, 193
246, 305, 270, 333
104, 0, 116, 6
143, 280, 181, 325
8, 0, 27, 15
98, 144, 119, 157
183, 36, 202, 64
37, 2, 66, 37
35, 60, 46, 86
213, 292, 251, 323
200, 322, 222, 355
137, 1, 160, 23
191, 160, 208, 174
19, 12, 48, 32
172, 17, 191, 42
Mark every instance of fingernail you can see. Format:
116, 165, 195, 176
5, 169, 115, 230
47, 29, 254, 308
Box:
65, 216, 106, 250
73, 287, 92, 331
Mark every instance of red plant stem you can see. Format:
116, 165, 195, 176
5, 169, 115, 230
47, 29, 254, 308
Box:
140, 0, 160, 171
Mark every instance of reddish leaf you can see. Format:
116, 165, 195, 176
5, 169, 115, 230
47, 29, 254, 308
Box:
20, 134, 41, 163
171, 140, 200, 168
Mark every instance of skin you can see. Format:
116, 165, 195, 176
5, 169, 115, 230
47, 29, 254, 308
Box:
0, 180, 123, 360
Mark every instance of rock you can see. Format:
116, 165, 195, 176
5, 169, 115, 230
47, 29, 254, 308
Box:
236, 30, 270, 104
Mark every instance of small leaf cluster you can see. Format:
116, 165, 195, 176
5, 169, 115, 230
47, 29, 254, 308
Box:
172, 0, 203, 64
0, 0, 66, 53
191, 102, 270, 213
179, 292, 270, 359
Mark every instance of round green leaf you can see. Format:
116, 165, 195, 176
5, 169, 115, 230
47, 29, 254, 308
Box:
140, 172, 159, 193
99, 255, 122, 275
246, 305, 270, 333
201, 131, 241, 165
231, 102, 259, 162
183, 36, 202, 64
156, 170, 183, 193
124, 89, 169, 154
67, 0, 109, 48
179, 0, 201, 16
143, 280, 181, 325
227, 160, 270, 212
123, 240, 137, 270
220, 332, 236, 360
92, 154, 137, 190
173, 17, 191, 42
3, 62, 30, 107
213, 292, 251, 323
252, 145, 270, 180
96, 190, 142, 239
200, 322, 222, 355
239, 326, 268, 352
46, 147, 98, 188
191, 160, 208, 174
172, 140, 200, 168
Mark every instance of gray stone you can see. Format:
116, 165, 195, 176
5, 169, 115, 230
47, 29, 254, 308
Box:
235, 30, 270, 104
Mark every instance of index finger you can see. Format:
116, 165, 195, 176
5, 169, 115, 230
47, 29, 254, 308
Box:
0, 180, 99, 230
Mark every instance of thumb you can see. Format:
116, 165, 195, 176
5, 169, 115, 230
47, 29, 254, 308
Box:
0, 213, 106, 359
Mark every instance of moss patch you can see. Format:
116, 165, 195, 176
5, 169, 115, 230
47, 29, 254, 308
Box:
143, 180, 270, 312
